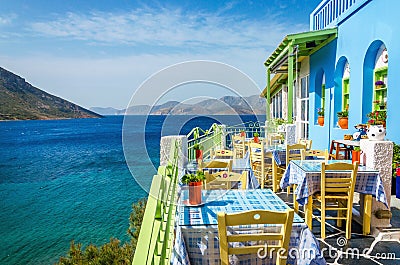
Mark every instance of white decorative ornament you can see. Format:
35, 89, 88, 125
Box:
367, 125, 386, 141
382, 50, 388, 63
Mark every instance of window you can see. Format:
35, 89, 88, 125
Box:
271, 89, 283, 119
297, 76, 309, 139
342, 78, 350, 110
374, 66, 387, 111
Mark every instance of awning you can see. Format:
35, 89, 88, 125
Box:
264, 28, 337, 72
262, 28, 337, 121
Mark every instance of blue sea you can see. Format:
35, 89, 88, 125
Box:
0, 115, 264, 264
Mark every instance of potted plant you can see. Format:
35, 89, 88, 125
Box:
181, 170, 205, 205
253, 132, 260, 143
193, 143, 203, 163
317, 107, 324, 126
375, 80, 385, 89
337, 109, 349, 129
240, 130, 246, 137
352, 146, 361, 164
367, 110, 387, 128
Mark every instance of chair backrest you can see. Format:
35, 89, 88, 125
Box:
200, 160, 232, 172
204, 171, 247, 190
232, 134, 246, 158
321, 162, 358, 196
217, 209, 294, 265
249, 142, 264, 164
301, 149, 329, 160
298, 139, 312, 149
213, 149, 234, 158
286, 143, 306, 166
204, 171, 229, 190
267, 133, 282, 146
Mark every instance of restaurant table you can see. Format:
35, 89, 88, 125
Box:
280, 160, 388, 235
329, 140, 360, 160
172, 189, 326, 265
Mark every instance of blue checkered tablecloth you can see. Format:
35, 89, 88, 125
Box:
171, 189, 326, 265
280, 160, 388, 207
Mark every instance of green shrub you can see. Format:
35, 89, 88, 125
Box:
56, 198, 147, 265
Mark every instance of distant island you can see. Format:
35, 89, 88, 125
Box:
91, 95, 266, 116
0, 67, 102, 120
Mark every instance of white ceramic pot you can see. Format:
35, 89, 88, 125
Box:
367, 125, 386, 141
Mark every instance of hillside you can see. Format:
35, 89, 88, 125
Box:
0, 67, 102, 120
104, 95, 266, 115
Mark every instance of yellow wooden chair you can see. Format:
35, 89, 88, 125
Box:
232, 134, 246, 159
312, 162, 358, 239
217, 209, 294, 265
249, 142, 272, 189
199, 160, 232, 172
267, 133, 282, 146
298, 139, 312, 149
284, 143, 307, 212
301, 149, 329, 160
213, 149, 234, 159
272, 158, 285, 193
204, 171, 247, 190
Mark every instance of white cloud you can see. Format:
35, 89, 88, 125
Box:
29, 7, 306, 50
0, 14, 16, 26
1, 6, 309, 109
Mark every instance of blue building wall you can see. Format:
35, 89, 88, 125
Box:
308, 0, 400, 149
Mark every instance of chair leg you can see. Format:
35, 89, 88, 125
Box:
337, 210, 342, 227
321, 199, 326, 239
293, 185, 298, 213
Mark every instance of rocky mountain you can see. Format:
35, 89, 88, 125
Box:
0, 67, 102, 120
112, 94, 266, 115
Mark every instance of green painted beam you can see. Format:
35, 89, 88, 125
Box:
266, 68, 271, 121
287, 43, 294, 123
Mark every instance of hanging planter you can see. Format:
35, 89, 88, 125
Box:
338, 117, 348, 129
318, 116, 324, 126
337, 109, 349, 129
317, 108, 324, 126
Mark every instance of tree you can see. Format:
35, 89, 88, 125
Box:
55, 198, 147, 265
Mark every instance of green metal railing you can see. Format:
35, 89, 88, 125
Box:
225, 121, 265, 148
132, 140, 180, 265
187, 123, 224, 161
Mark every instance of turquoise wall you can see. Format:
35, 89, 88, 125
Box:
309, 0, 400, 149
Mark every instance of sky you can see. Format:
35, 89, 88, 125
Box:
0, 0, 321, 109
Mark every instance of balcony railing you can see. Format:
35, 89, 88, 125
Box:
310, 0, 371, 30
132, 140, 180, 265
225, 121, 265, 148
187, 123, 224, 161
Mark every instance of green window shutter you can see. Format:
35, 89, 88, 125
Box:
343, 78, 350, 110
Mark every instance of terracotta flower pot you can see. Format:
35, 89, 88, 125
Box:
189, 181, 202, 205
195, 149, 203, 163
317, 116, 324, 126
240, 131, 245, 137
352, 150, 361, 164
338, 117, 348, 129
254, 136, 260, 143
